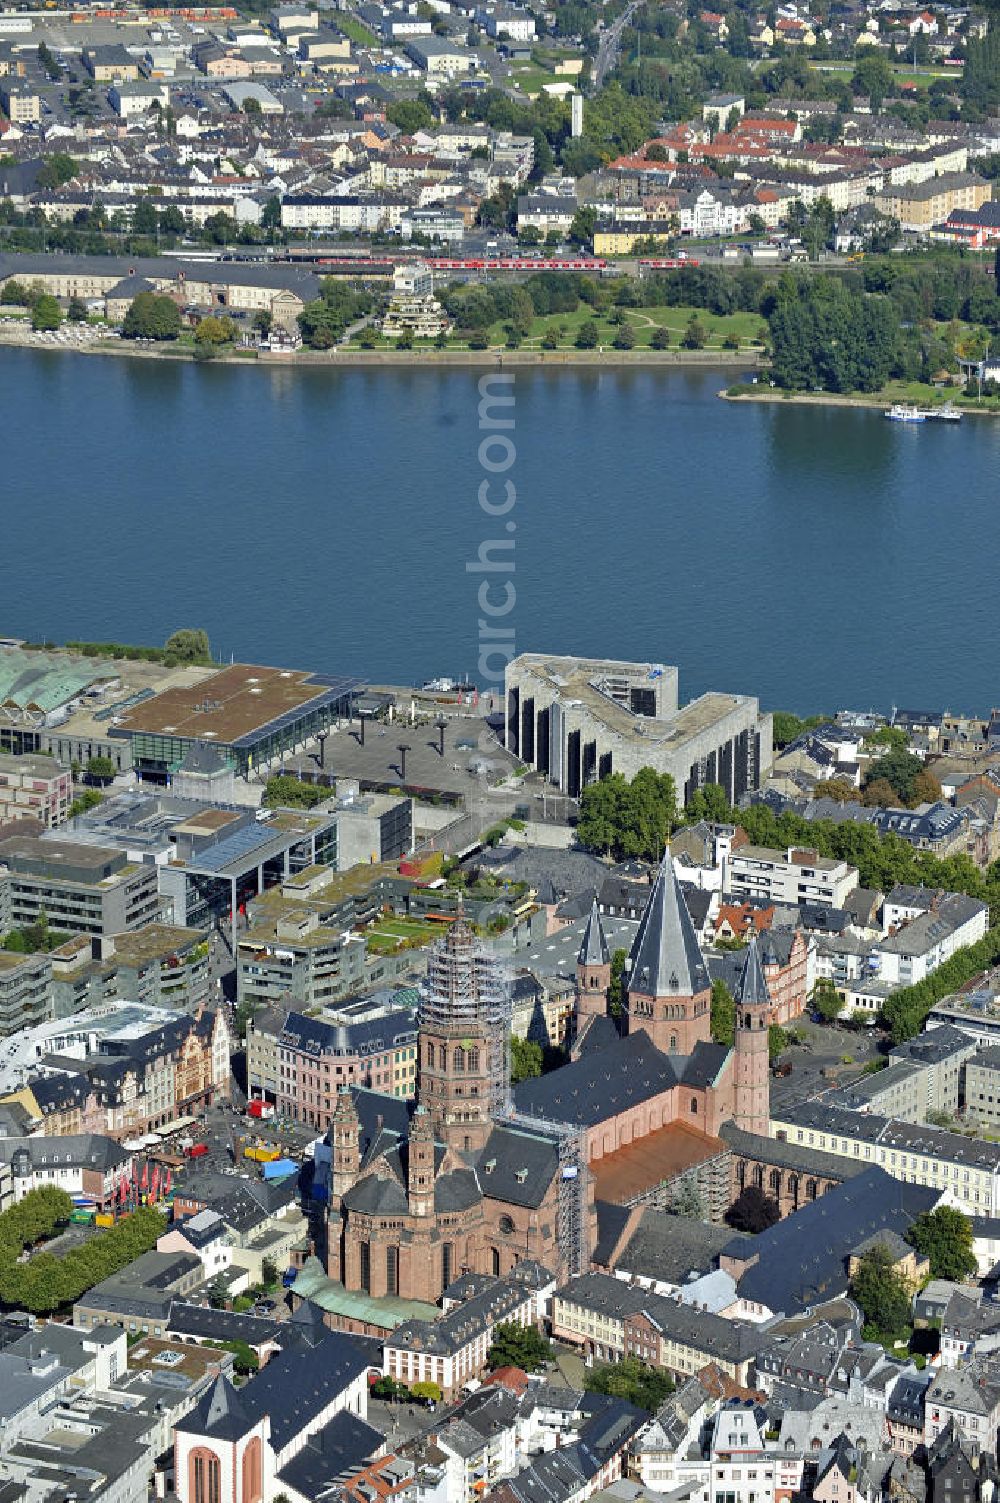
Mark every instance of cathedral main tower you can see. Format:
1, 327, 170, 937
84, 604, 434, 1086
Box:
417, 917, 509, 1154
625, 850, 712, 1055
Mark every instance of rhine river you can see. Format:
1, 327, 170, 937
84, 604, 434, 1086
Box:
2, 346, 998, 715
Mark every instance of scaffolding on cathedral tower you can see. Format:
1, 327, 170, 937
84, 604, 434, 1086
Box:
420, 917, 589, 1279
421, 917, 512, 1120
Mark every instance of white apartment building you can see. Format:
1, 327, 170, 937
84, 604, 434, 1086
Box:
772, 1103, 1000, 1217
729, 845, 858, 909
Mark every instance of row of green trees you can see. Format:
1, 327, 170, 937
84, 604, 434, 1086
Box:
371, 1373, 443, 1403
0, 1188, 166, 1315
882, 929, 1000, 1042
27, 629, 213, 667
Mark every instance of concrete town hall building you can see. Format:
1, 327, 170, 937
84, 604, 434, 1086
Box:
325, 852, 773, 1306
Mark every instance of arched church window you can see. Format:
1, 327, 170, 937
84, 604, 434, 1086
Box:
191, 1451, 221, 1503
452, 1048, 465, 1072
242, 1439, 262, 1503
499, 1214, 515, 1235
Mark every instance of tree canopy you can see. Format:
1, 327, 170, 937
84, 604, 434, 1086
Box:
35, 152, 78, 190
576, 768, 677, 861
771, 712, 829, 748
0, 1189, 165, 1315
487, 1321, 553, 1372
31, 294, 62, 332
811, 978, 843, 1024
510, 1036, 543, 1084
711, 978, 735, 1045
164, 628, 212, 664
263, 774, 328, 810
608, 948, 627, 1017
123, 292, 181, 341
725, 1185, 780, 1233
907, 1207, 977, 1282
768, 274, 897, 393
585, 1356, 673, 1412
298, 279, 372, 349
386, 97, 436, 134
86, 755, 117, 784
865, 748, 927, 806
850, 1244, 912, 1339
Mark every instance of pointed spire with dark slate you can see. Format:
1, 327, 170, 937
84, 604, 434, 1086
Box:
734, 933, 772, 1009
187, 1373, 255, 1441
578, 895, 610, 968
628, 850, 710, 997
286, 1296, 329, 1347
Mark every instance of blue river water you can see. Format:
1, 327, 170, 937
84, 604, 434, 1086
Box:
2, 347, 998, 715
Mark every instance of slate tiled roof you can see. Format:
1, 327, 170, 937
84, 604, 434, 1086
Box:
616, 1207, 732, 1285
733, 936, 771, 1008
180, 1374, 256, 1443
725, 1166, 938, 1315
513, 1031, 678, 1129
168, 1303, 283, 1347
276, 1411, 384, 1497
198, 1324, 369, 1452
578, 897, 610, 967
574, 1014, 622, 1058
681, 1041, 730, 1090
628, 852, 710, 999
478, 1124, 560, 1210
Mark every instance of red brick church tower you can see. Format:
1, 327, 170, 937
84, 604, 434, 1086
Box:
625, 850, 712, 1055
417, 915, 508, 1154
576, 897, 611, 1018
732, 935, 771, 1136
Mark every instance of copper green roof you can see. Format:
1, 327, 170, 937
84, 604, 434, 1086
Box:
0, 648, 117, 714
291, 1257, 438, 1331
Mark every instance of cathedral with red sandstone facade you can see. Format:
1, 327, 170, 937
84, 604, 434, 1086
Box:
325, 851, 771, 1306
